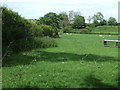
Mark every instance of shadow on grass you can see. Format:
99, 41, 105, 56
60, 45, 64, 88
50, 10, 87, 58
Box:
2, 51, 118, 67
83, 74, 119, 89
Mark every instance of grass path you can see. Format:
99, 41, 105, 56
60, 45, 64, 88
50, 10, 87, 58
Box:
2, 34, 119, 88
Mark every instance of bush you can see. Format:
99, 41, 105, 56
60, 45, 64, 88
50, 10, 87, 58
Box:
30, 23, 43, 37
11, 37, 57, 52
80, 29, 89, 34
40, 24, 53, 37
85, 26, 93, 32
2, 6, 31, 46
62, 26, 73, 33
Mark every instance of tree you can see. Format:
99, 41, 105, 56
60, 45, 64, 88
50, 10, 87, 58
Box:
100, 19, 107, 26
68, 10, 82, 24
92, 12, 104, 22
59, 12, 69, 27
92, 12, 104, 26
36, 12, 61, 28
108, 17, 117, 25
87, 16, 92, 24
72, 15, 85, 29
36, 12, 62, 37
68, 10, 74, 24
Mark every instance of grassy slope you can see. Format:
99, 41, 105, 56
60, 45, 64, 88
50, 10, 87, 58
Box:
91, 26, 118, 34
2, 34, 119, 88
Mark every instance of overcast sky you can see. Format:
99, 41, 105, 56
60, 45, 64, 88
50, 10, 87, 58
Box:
0, 0, 119, 23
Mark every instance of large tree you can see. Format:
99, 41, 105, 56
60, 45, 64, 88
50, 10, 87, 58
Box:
68, 10, 82, 24
72, 15, 85, 29
36, 12, 61, 28
59, 12, 69, 27
92, 12, 104, 26
36, 12, 62, 37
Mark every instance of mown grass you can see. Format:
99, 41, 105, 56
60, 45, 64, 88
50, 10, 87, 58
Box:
2, 34, 119, 88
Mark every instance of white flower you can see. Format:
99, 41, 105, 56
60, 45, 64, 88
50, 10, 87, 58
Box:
39, 75, 42, 76
62, 62, 64, 64
99, 35, 103, 37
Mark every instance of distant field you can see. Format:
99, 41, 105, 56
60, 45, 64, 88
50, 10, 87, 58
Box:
91, 26, 119, 34
68, 26, 119, 34
2, 34, 119, 88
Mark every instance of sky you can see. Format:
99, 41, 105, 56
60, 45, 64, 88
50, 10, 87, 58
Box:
0, 0, 120, 23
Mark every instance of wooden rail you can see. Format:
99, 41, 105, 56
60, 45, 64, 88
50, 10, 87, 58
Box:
104, 40, 120, 47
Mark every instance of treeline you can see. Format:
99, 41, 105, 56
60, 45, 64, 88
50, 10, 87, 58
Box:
35, 11, 118, 33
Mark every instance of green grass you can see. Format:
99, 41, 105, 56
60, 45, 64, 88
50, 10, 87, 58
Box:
2, 34, 119, 88
91, 26, 118, 34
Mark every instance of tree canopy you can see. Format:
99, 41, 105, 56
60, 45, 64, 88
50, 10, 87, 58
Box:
108, 17, 117, 25
72, 15, 85, 29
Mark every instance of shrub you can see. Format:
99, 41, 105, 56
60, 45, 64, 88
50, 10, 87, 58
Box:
62, 26, 73, 33
85, 26, 93, 33
11, 37, 57, 52
30, 23, 43, 37
39, 24, 59, 38
80, 29, 89, 34
2, 6, 31, 46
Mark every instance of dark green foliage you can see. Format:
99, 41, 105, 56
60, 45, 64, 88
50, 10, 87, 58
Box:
72, 15, 86, 29
108, 17, 117, 25
2, 6, 31, 46
92, 12, 105, 26
62, 26, 73, 33
100, 19, 107, 26
93, 20, 99, 27
36, 12, 61, 37
2, 6, 58, 56
11, 37, 57, 52
36, 12, 61, 28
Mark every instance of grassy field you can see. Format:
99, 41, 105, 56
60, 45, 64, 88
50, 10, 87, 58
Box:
91, 26, 118, 34
2, 34, 119, 88
69, 26, 119, 34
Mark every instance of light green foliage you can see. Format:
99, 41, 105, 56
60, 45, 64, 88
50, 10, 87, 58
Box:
30, 23, 43, 37
72, 15, 85, 29
108, 17, 117, 25
40, 24, 54, 37
2, 34, 118, 88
